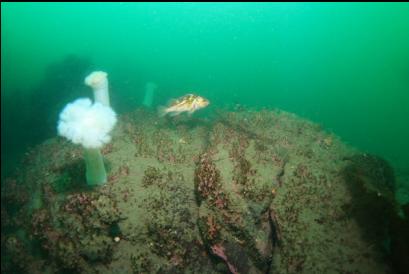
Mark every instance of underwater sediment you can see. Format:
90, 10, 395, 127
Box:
2, 108, 408, 273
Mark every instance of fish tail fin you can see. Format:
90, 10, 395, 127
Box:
157, 106, 168, 117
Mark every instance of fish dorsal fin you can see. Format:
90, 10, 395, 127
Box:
185, 94, 196, 103
167, 94, 196, 106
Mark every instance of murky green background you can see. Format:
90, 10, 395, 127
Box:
2, 3, 408, 178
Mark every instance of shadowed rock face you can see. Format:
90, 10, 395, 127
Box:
342, 153, 409, 274
343, 154, 396, 192
342, 154, 396, 244
1, 108, 400, 273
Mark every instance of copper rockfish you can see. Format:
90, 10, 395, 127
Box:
158, 94, 210, 117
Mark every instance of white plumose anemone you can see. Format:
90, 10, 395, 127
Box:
85, 71, 110, 107
58, 98, 117, 186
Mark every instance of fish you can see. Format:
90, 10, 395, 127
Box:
158, 94, 210, 117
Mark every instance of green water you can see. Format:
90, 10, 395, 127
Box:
2, 2, 409, 176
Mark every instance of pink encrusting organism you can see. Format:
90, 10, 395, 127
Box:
211, 244, 239, 274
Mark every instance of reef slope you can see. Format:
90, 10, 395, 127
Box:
2, 108, 397, 273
